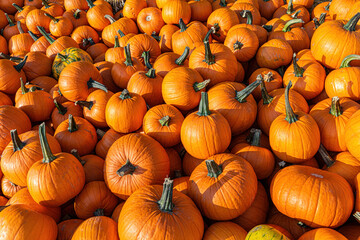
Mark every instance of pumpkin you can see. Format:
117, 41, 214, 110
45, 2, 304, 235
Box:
137, 7, 164, 35
1, 129, 61, 187
203, 222, 247, 240
0, 57, 27, 95
8, 22, 34, 55
0, 196, 7, 205
63, 9, 88, 29
41, 0, 64, 16
158, 24, 179, 52
230, 2, 261, 25
206, 8, 239, 42
95, 129, 124, 159
256, 39, 293, 69
0, 92, 12, 106
119, 178, 204, 240
85, 0, 113, 31
111, 202, 125, 223
25, 9, 52, 34
258, 0, 284, 20
71, 149, 105, 183
51, 100, 83, 130
71, 25, 100, 50
248, 69, 282, 101
162, 0, 191, 25
46, 13, 74, 38
356, 172, 360, 218
1, 176, 25, 198
104, 36, 125, 63
181, 92, 231, 159
13, 4, 37, 24
273, 0, 310, 24
173, 175, 189, 195
29, 30, 53, 54
189, 153, 257, 220
188, 0, 212, 22
127, 33, 162, 65
22, 52, 52, 81
329, 0, 357, 20
245, 224, 294, 240
58, 61, 107, 102
0, 205, 58, 240
269, 81, 320, 163
153, 46, 189, 78
94, 61, 121, 93
57, 219, 84, 240
345, 110, 360, 160
310, 97, 360, 152
298, 228, 347, 240
0, 35, 8, 55
27, 123, 86, 207
101, 15, 138, 47
123, 0, 147, 20
312, 1, 331, 19
3, 13, 28, 41
182, 152, 204, 176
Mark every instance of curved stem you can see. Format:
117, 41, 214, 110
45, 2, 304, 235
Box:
116, 159, 136, 176
318, 144, 335, 168
292, 53, 304, 77
179, 18, 187, 32
70, 149, 86, 165
157, 178, 174, 212
42, 0, 50, 8
54, 99, 67, 115
329, 96, 342, 117
175, 46, 189, 65
14, 56, 28, 72
206, 160, 222, 178
249, 128, 261, 147
12, 3, 23, 12
28, 31, 39, 41
260, 77, 273, 105
37, 26, 55, 44
142, 51, 153, 69
68, 114, 78, 133
318, 12, 326, 25
241, 10, 253, 25
284, 81, 298, 123
75, 100, 93, 110
340, 54, 360, 68
235, 78, 261, 103
74, 9, 81, 19
44, 13, 59, 23
85, 0, 95, 8
145, 68, 156, 78
39, 122, 57, 163
105, 14, 116, 24
193, 79, 210, 92
159, 115, 170, 126
5, 13, 15, 26
10, 129, 25, 152
20, 78, 28, 95
87, 78, 108, 92
17, 21, 24, 34
262, 25, 272, 32
118, 29, 125, 37
204, 28, 216, 65
287, 0, 294, 14
197, 92, 211, 116
324, 2, 330, 11
291, 10, 301, 18
119, 89, 131, 100
282, 19, 304, 32
123, 44, 133, 66
343, 12, 360, 31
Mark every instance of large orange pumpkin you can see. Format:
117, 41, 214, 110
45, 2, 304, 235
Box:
298, 228, 348, 240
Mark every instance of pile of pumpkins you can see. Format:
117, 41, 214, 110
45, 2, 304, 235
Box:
0, 0, 360, 239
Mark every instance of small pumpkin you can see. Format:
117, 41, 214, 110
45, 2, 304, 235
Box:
298, 228, 348, 240
57, 219, 84, 240
153, 46, 189, 78
71, 25, 100, 49
345, 110, 360, 160
162, 0, 191, 25
137, 7, 164, 35
256, 39, 293, 69
203, 222, 247, 240
25, 9, 51, 34
85, 0, 113, 31
63, 8, 88, 28
46, 13, 74, 37
51, 100, 83, 130
245, 224, 294, 240
95, 129, 124, 159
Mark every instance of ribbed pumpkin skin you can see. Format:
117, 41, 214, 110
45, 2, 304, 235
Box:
182, 152, 204, 176
270, 165, 354, 228
173, 176, 190, 196
127, 34, 161, 64
1, 176, 25, 198
298, 228, 348, 240
95, 129, 124, 159
345, 110, 360, 160
203, 222, 247, 240
189, 153, 258, 221
57, 219, 84, 240
104, 133, 170, 200
118, 184, 204, 240
256, 39, 293, 69
111, 202, 125, 223
0, 59, 27, 95
0, 204, 58, 240
72, 216, 119, 240
356, 172, 360, 213
245, 224, 294, 240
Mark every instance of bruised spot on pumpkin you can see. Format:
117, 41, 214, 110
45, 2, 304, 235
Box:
311, 173, 324, 178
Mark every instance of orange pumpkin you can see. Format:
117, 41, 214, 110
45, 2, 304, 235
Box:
256, 39, 293, 69
95, 129, 124, 159
345, 110, 360, 160
57, 219, 84, 240
162, 0, 191, 25
203, 222, 247, 240
298, 228, 348, 240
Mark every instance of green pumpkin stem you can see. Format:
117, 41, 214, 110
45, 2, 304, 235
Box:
282, 19, 304, 32
297, 222, 310, 228
54, 99, 67, 115
233, 41, 243, 50
175, 46, 189, 65
318, 144, 335, 168
287, 0, 294, 14
44, 13, 59, 23
219, 0, 227, 7
197, 92, 211, 116
105, 14, 116, 24
42, 0, 50, 8
70, 149, 86, 165
117, 159, 136, 176
118, 29, 125, 37
235, 78, 261, 103
20, 78, 28, 95
263, 72, 274, 82
318, 12, 327, 25
329, 96, 342, 117
17, 21, 24, 34
291, 10, 301, 18
12, 3, 23, 12
292, 53, 304, 77
57, 53, 67, 61
5, 13, 15, 26
119, 89, 131, 100
340, 54, 360, 68
249, 128, 261, 147
284, 81, 298, 123
313, 17, 320, 29
87, 78, 108, 92
75, 100, 94, 110
74, 9, 81, 19
204, 27, 216, 65
151, 32, 161, 41
145, 68, 156, 78
179, 18, 187, 32
159, 115, 170, 126
262, 25, 273, 32
343, 12, 360, 31
158, 178, 175, 212
206, 160, 222, 178
241, 10, 253, 25
83, 38, 95, 48
114, 35, 120, 48
354, 212, 360, 223
39, 123, 57, 163
37, 26, 55, 44
13, 56, 27, 72
124, 44, 133, 66
142, 51, 153, 69
94, 208, 104, 216
67, 114, 78, 133
260, 77, 273, 105
193, 79, 210, 92
10, 129, 25, 152
324, 2, 330, 11
28, 31, 39, 41
86, 0, 95, 8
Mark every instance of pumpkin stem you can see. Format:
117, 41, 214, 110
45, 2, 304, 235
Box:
10, 129, 25, 152
83, 38, 95, 48
70, 149, 86, 165
0, 206, 9, 212
241, 10, 253, 25
233, 41, 243, 50
57, 53, 67, 61
42, 0, 51, 8
20, 78, 28, 95
318, 144, 335, 168
284, 81, 298, 123
119, 89, 131, 100
263, 72, 274, 82
249, 128, 261, 147
193, 79, 210, 92
313, 17, 320, 28
324, 2, 330, 11
159, 115, 170, 126
39, 122, 57, 163
291, 10, 301, 19
145, 68, 156, 78
204, 28, 216, 65
75, 100, 94, 110
262, 25, 273, 32
118, 29, 125, 37
96, 129, 105, 139
282, 19, 304, 32
292, 53, 304, 77
44, 13, 59, 23
114, 35, 120, 48
151, 32, 161, 41
197, 92, 211, 116
12, 3, 23, 12
157, 178, 175, 212
179, 18, 187, 32
117, 159, 136, 176
17, 21, 24, 34
260, 77, 274, 105
354, 212, 360, 223
94, 208, 104, 216
67, 114, 78, 133
105, 14, 116, 24
37, 26, 55, 44
175, 46, 189, 65
13, 56, 27, 72
86, 0, 95, 8
340, 54, 360, 68
87, 78, 108, 92
219, 0, 227, 7
318, 12, 326, 25
297, 222, 310, 228
74, 9, 81, 19
206, 159, 222, 178
123, 44, 133, 66
343, 12, 360, 31
28, 30, 39, 41
329, 96, 342, 117
5, 13, 15, 26
286, 0, 294, 14
235, 78, 261, 103
141, 51, 153, 69
277, 65, 286, 77
54, 99, 67, 115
